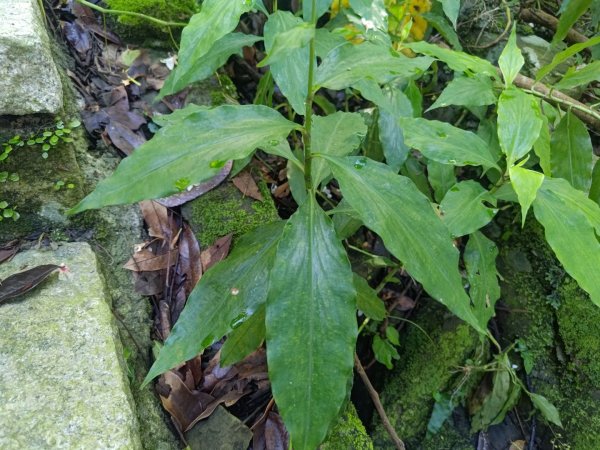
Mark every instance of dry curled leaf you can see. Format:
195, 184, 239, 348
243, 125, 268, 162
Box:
123, 248, 178, 272
232, 171, 264, 201
0, 264, 62, 305
200, 234, 233, 271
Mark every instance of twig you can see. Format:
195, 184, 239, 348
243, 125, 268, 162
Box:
354, 353, 406, 450
74, 0, 187, 28
520, 8, 589, 45
468, 1, 512, 49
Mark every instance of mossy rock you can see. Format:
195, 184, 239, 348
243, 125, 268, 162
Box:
496, 221, 600, 449
321, 401, 373, 450
182, 178, 279, 247
372, 302, 487, 449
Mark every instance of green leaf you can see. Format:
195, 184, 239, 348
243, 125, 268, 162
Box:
465, 231, 500, 327
533, 113, 552, 176
440, 0, 460, 29
266, 196, 357, 450
498, 25, 524, 86
552, 0, 592, 45
314, 28, 347, 59
555, 61, 600, 90
509, 165, 545, 226
69, 105, 299, 213
427, 161, 456, 203
440, 181, 498, 237
143, 221, 284, 385
263, 11, 311, 115
303, 0, 330, 21
372, 335, 399, 369
312, 112, 367, 188
528, 393, 563, 427
385, 326, 400, 346
376, 86, 413, 170
220, 305, 266, 367
158, 0, 260, 98
399, 117, 500, 170
405, 41, 497, 77
497, 87, 543, 165
324, 156, 484, 333
537, 35, 600, 81
315, 42, 434, 90
533, 178, 600, 306
590, 161, 600, 206
401, 156, 432, 198
428, 392, 456, 435
550, 111, 593, 192
350, 0, 389, 32
428, 74, 496, 111
354, 274, 386, 321
259, 20, 314, 67
423, 12, 463, 50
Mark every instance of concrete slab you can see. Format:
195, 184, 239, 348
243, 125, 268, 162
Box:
0, 0, 63, 115
0, 242, 142, 449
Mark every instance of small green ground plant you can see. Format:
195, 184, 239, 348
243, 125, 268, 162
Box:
70, 0, 600, 447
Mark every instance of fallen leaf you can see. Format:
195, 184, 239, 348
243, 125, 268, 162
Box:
232, 171, 263, 201
253, 412, 289, 450
123, 248, 178, 272
179, 224, 202, 296
0, 241, 19, 264
510, 440, 526, 450
200, 234, 233, 271
139, 200, 174, 243
0, 264, 61, 305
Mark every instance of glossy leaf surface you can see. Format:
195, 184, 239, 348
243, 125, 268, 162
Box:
440, 0, 460, 28
550, 111, 593, 192
440, 181, 498, 237
406, 41, 497, 77
70, 105, 298, 213
497, 87, 543, 165
399, 117, 499, 170
324, 156, 484, 333
263, 11, 311, 115
533, 178, 600, 306
536, 35, 600, 81
428, 75, 496, 110
354, 274, 386, 321
220, 305, 266, 367
428, 161, 456, 203
465, 231, 500, 327
143, 221, 284, 384
555, 61, 600, 90
529, 393, 563, 427
498, 25, 523, 86
266, 197, 356, 450
509, 165, 544, 226
312, 112, 367, 188
158, 0, 260, 97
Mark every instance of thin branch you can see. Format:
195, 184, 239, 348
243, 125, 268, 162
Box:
74, 0, 187, 28
354, 353, 406, 450
520, 8, 589, 45
468, 1, 512, 49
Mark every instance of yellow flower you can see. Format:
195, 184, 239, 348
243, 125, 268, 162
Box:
331, 0, 351, 17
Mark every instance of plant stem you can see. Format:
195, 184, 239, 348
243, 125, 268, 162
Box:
354, 353, 406, 450
302, 0, 318, 190
74, 0, 188, 28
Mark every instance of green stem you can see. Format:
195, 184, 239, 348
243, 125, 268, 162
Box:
74, 0, 188, 28
302, 0, 318, 190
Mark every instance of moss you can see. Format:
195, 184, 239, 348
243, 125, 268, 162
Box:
497, 220, 600, 449
321, 401, 373, 450
372, 302, 487, 449
182, 179, 279, 247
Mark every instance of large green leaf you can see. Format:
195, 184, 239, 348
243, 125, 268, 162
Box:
323, 156, 484, 333
509, 165, 544, 226
303, 0, 331, 21
552, 0, 593, 44
406, 41, 497, 77
220, 305, 266, 367
590, 161, 600, 206
354, 274, 386, 321
143, 221, 284, 385
533, 178, 600, 306
428, 161, 456, 203
266, 196, 357, 450
465, 231, 500, 328
440, 180, 498, 237
157, 0, 261, 98
263, 11, 311, 115
440, 0, 460, 29
533, 113, 552, 176
497, 87, 543, 165
311, 112, 367, 188
399, 117, 500, 170
69, 105, 299, 213
423, 12, 463, 50
315, 42, 434, 91
428, 74, 496, 110
259, 21, 314, 67
376, 86, 413, 170
555, 61, 600, 90
550, 111, 593, 192
498, 25, 524, 86
536, 35, 600, 81
350, 0, 389, 32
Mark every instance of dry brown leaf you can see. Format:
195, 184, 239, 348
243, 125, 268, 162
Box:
123, 248, 178, 272
200, 234, 233, 271
139, 200, 171, 241
232, 171, 263, 201
178, 223, 202, 296
0, 264, 63, 305
273, 182, 289, 199
509, 440, 526, 450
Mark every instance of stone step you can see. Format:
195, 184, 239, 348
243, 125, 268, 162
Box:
0, 242, 142, 449
0, 0, 63, 115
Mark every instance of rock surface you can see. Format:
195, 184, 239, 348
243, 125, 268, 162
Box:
0, 0, 63, 115
0, 243, 142, 449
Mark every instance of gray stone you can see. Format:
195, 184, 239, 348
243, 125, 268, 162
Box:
184, 406, 252, 450
0, 0, 63, 115
0, 242, 142, 449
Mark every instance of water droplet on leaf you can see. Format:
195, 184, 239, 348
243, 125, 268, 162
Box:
230, 287, 240, 296
230, 313, 247, 329
209, 160, 226, 168
353, 157, 367, 169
